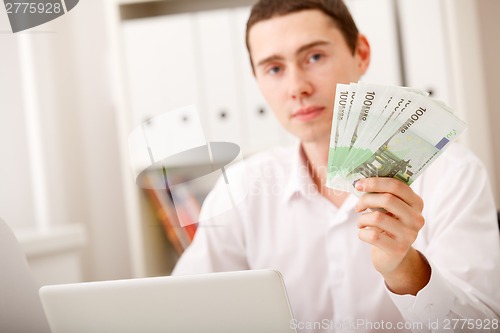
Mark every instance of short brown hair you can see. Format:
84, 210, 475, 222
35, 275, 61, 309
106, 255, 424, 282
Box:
245, 0, 359, 69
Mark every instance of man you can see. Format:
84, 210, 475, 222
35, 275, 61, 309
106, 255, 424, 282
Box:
173, 0, 500, 331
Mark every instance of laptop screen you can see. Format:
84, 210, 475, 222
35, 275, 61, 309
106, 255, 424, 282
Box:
40, 269, 297, 333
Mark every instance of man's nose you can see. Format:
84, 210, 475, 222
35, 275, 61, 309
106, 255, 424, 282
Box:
288, 67, 313, 100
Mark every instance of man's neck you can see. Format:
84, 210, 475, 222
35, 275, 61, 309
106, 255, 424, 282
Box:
301, 140, 349, 208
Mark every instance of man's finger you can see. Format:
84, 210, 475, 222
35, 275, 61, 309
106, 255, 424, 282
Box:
354, 177, 424, 211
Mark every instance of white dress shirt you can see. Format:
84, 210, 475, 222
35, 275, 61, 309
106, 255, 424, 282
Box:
173, 143, 500, 332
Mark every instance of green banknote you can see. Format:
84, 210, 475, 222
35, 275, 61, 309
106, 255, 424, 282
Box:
327, 83, 466, 195
327, 83, 351, 179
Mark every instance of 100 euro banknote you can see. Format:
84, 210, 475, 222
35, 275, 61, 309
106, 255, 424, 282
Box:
327, 83, 467, 194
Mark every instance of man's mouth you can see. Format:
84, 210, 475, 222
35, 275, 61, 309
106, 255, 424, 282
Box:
292, 106, 325, 121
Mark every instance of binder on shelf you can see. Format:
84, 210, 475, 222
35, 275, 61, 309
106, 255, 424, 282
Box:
142, 174, 199, 256
195, 9, 243, 146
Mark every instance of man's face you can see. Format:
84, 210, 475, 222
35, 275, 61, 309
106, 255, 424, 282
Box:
248, 9, 369, 145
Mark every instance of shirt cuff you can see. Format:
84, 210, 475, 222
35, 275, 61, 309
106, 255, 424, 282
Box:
387, 259, 454, 324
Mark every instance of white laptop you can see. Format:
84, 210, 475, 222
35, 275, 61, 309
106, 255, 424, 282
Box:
40, 269, 297, 333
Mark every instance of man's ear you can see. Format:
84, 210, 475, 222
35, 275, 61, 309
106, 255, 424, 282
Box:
355, 34, 371, 76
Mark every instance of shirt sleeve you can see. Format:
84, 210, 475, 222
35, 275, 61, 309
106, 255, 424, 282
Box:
172, 173, 250, 275
388, 150, 500, 332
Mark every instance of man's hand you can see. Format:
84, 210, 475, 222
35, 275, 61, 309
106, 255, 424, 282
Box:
354, 177, 431, 295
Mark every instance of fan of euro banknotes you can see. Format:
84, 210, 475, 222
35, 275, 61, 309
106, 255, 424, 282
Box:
326, 82, 467, 195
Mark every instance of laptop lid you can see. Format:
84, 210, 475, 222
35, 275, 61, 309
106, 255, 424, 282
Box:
0, 218, 51, 333
40, 269, 297, 333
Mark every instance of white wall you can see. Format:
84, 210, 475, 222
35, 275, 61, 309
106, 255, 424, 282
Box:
65, 0, 134, 281
0, 11, 37, 229
1, 5, 90, 285
477, 0, 500, 209
441, 0, 498, 206
1, 1, 133, 282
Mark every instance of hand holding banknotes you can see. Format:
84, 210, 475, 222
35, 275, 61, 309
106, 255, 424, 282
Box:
354, 177, 430, 295
327, 81, 467, 294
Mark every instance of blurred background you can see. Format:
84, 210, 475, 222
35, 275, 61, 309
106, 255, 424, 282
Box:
1, 0, 499, 286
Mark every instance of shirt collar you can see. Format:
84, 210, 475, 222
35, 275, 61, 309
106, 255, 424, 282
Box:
281, 142, 313, 203
280, 143, 358, 212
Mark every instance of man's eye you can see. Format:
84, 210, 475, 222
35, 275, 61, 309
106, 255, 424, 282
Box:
268, 66, 282, 75
308, 53, 322, 63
